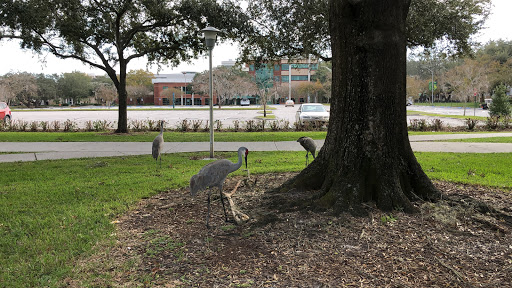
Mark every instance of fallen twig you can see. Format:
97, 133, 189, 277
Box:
223, 180, 249, 224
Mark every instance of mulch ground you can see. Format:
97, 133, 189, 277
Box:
70, 173, 512, 287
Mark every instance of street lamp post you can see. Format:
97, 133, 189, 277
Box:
202, 26, 220, 159
182, 71, 187, 106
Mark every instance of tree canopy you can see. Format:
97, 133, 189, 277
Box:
0, 0, 252, 132
240, 0, 491, 63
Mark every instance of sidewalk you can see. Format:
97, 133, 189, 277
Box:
1, 133, 512, 163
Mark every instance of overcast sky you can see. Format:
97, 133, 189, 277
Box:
0, 0, 510, 76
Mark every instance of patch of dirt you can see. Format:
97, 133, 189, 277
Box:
70, 173, 512, 287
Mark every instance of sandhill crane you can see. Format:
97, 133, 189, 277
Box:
152, 121, 164, 167
190, 147, 249, 228
297, 136, 316, 167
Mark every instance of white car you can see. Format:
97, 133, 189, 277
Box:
285, 99, 295, 107
295, 103, 329, 125
240, 99, 250, 106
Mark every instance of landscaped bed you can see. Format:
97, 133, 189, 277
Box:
69, 172, 512, 287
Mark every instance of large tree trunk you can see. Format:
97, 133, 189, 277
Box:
289, 0, 440, 213
116, 61, 128, 133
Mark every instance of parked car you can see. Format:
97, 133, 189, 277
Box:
240, 99, 250, 106
481, 98, 492, 110
295, 103, 329, 125
406, 97, 413, 106
0, 102, 11, 123
285, 99, 295, 107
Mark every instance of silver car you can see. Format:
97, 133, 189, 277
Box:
295, 103, 329, 125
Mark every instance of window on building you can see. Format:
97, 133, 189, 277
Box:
163, 86, 168, 90
291, 75, 309, 81
282, 64, 289, 71
162, 98, 170, 105
282, 76, 289, 82
274, 64, 280, 71
274, 76, 280, 82
249, 65, 255, 71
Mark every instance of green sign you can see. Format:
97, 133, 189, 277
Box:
429, 81, 437, 91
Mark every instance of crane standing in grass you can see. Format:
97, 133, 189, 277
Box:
190, 147, 249, 228
152, 120, 165, 167
297, 136, 317, 167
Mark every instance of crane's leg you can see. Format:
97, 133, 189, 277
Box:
159, 155, 162, 167
312, 151, 316, 159
206, 188, 212, 228
219, 186, 229, 222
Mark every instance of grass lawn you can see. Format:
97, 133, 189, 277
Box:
0, 131, 328, 142
413, 102, 481, 108
442, 136, 512, 143
3, 130, 511, 142
407, 110, 487, 120
1, 150, 512, 287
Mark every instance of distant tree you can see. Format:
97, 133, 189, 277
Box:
159, 87, 181, 106
296, 81, 324, 103
127, 85, 152, 104
0, 0, 252, 132
489, 84, 511, 117
95, 84, 117, 108
192, 66, 256, 108
2, 72, 38, 107
35, 74, 58, 105
406, 75, 427, 101
0, 77, 15, 104
126, 69, 154, 90
477, 39, 512, 65
444, 59, 490, 115
57, 72, 92, 105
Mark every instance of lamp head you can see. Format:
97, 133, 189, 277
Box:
202, 26, 221, 49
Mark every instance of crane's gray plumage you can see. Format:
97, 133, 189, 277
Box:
190, 146, 249, 228
297, 136, 316, 167
152, 121, 164, 167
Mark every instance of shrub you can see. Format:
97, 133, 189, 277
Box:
93, 120, 110, 132
464, 118, 478, 130
51, 120, 61, 132
429, 119, 443, 131
257, 120, 266, 131
18, 120, 28, 131
192, 120, 203, 132
409, 119, 428, 131
232, 120, 241, 132
85, 120, 94, 132
202, 120, 209, 132
178, 119, 190, 132
40, 121, 49, 132
130, 119, 146, 132
63, 119, 76, 132
245, 120, 256, 132
489, 84, 511, 117
215, 120, 223, 131
501, 115, 511, 129
281, 120, 291, 131
486, 116, 500, 130
30, 121, 39, 132
269, 120, 280, 131
147, 119, 158, 131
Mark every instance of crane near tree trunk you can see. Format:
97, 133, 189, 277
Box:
287, 0, 440, 214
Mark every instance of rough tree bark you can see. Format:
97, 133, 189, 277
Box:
289, 0, 440, 213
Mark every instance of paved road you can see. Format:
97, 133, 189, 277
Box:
10, 104, 484, 129
1, 133, 512, 163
